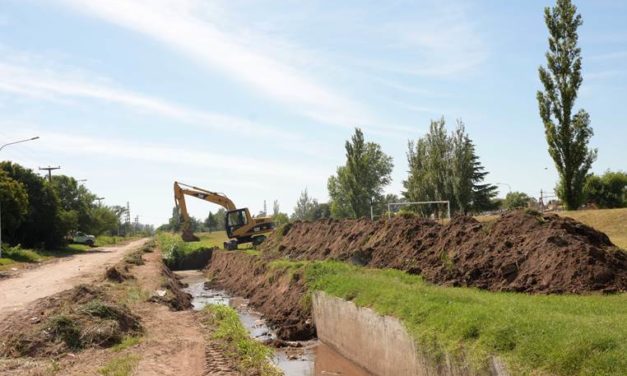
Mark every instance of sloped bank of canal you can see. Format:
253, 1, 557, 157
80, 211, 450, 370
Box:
177, 270, 372, 376
206, 250, 626, 376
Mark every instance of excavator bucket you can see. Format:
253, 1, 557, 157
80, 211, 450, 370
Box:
181, 228, 200, 242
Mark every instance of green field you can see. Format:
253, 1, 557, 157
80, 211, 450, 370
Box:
268, 260, 626, 376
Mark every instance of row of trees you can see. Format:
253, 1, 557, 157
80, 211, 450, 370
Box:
322, 122, 497, 219
498, 170, 627, 211
404, 120, 497, 215
1, 161, 142, 249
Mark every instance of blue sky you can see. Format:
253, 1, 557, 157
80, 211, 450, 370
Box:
1, 0, 626, 225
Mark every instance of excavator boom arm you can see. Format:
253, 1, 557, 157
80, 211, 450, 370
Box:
174, 181, 237, 212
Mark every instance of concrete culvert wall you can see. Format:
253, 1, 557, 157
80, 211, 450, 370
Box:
313, 291, 510, 376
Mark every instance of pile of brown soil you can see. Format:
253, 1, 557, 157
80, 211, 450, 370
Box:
149, 264, 193, 311
262, 211, 626, 294
0, 285, 142, 358
104, 265, 133, 283
206, 251, 314, 340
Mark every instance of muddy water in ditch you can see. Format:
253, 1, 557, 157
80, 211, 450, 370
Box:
177, 271, 371, 376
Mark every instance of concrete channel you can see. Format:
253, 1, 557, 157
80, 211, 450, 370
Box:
177, 271, 372, 376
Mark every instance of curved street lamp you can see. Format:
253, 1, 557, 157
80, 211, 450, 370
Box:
495, 182, 512, 194
1, 136, 40, 258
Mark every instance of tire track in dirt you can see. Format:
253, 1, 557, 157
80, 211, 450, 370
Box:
204, 342, 238, 376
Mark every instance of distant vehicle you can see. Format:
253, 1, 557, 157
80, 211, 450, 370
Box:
73, 232, 96, 246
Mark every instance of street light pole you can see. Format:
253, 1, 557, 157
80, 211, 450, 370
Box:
496, 182, 512, 194
0, 136, 40, 258
0, 136, 40, 152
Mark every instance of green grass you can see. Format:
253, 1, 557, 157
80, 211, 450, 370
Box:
202, 305, 281, 376
98, 354, 140, 376
0, 236, 139, 271
111, 336, 141, 352
0, 245, 47, 270
266, 260, 626, 376
156, 232, 227, 267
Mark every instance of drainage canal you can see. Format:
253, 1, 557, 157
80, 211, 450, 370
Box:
177, 270, 371, 376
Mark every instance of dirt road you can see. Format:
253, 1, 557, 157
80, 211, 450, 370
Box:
0, 238, 147, 318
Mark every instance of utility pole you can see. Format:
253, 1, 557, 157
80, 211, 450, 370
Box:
39, 166, 60, 183
263, 200, 267, 216
95, 197, 105, 206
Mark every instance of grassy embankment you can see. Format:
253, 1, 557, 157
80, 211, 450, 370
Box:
155, 231, 228, 266
200, 305, 281, 376
0, 235, 138, 271
260, 210, 627, 376
265, 259, 626, 376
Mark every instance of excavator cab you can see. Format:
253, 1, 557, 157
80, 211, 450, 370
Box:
225, 209, 249, 238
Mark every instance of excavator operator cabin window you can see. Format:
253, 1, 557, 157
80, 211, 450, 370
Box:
228, 210, 247, 227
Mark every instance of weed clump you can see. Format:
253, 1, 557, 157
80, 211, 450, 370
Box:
124, 251, 144, 266
0, 285, 142, 358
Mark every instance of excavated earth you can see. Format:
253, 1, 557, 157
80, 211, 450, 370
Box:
206, 210, 626, 341
262, 210, 626, 294
206, 252, 314, 341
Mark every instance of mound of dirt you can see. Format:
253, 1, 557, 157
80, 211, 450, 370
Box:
148, 264, 193, 310
0, 285, 142, 358
262, 211, 626, 294
104, 265, 133, 283
207, 252, 314, 340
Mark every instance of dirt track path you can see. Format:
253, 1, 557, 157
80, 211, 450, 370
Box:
0, 238, 147, 318
132, 249, 210, 376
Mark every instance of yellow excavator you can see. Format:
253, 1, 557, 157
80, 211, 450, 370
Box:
173, 182, 274, 250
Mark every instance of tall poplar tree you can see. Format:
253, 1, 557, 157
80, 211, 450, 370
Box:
328, 128, 393, 218
537, 0, 596, 210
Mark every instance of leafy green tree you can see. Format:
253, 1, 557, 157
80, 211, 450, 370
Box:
292, 189, 315, 221
309, 202, 331, 220
168, 206, 181, 232
0, 170, 29, 246
328, 128, 393, 218
584, 171, 627, 208
404, 119, 496, 215
89, 206, 120, 235
270, 200, 290, 225
272, 212, 290, 226
503, 192, 532, 210
214, 208, 226, 230
0, 162, 68, 248
205, 211, 217, 232
537, 0, 596, 210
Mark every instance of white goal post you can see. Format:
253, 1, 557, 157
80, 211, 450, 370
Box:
387, 200, 451, 220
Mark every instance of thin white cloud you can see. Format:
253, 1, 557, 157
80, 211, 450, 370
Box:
57, 0, 373, 129
0, 61, 331, 156
3, 126, 328, 184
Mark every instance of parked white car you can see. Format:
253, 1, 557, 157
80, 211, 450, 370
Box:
73, 232, 96, 246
